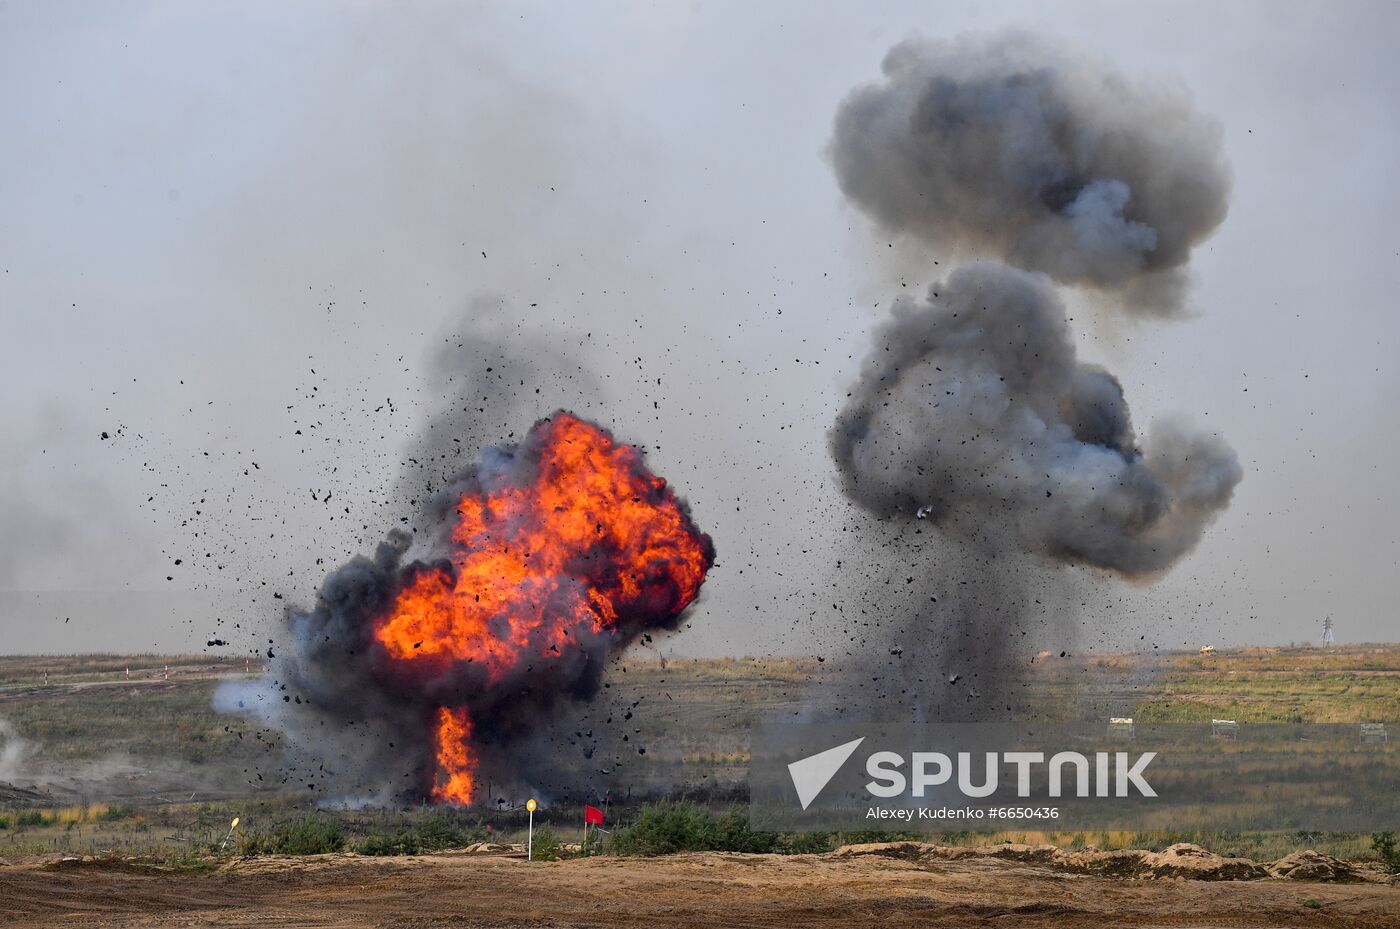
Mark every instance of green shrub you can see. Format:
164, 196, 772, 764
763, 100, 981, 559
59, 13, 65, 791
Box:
609, 802, 714, 855
1372, 832, 1400, 872
413, 810, 486, 851
236, 814, 344, 856
709, 808, 777, 853
280, 815, 345, 855
96, 804, 135, 822
606, 805, 915, 857
356, 830, 422, 856
530, 825, 562, 861
607, 802, 791, 856
14, 810, 52, 828
233, 830, 266, 856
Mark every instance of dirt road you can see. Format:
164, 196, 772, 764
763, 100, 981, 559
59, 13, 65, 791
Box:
3, 851, 1398, 928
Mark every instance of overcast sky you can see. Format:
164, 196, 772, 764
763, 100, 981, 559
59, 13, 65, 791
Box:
2, 0, 1397, 656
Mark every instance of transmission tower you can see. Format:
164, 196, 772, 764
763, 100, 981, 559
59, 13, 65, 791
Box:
1322, 616, 1335, 647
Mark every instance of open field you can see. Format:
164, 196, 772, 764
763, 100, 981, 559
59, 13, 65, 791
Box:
0, 646, 1397, 863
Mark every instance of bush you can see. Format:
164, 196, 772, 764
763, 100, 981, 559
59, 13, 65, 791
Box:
709, 808, 777, 853
281, 815, 345, 855
236, 814, 344, 856
414, 810, 486, 851
95, 804, 135, 822
356, 830, 422, 856
1372, 833, 1400, 873
530, 825, 561, 861
609, 802, 714, 855
14, 810, 52, 828
607, 802, 792, 856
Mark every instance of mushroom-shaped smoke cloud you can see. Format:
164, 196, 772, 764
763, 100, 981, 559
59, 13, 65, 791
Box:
831, 32, 1233, 315
831, 264, 1241, 577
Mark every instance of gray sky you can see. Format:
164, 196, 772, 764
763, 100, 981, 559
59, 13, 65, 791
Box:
2, 0, 1397, 656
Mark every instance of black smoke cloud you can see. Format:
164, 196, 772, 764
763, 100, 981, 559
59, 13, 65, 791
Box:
830, 31, 1232, 315
832, 264, 1241, 576
217, 410, 714, 805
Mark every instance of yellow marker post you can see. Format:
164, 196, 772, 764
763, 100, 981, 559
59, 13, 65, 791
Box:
220, 816, 241, 851
525, 798, 537, 861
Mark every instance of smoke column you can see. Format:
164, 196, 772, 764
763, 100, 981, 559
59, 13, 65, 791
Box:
827, 31, 1241, 717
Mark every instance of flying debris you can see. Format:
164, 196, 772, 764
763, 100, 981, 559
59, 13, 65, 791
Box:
219, 412, 714, 804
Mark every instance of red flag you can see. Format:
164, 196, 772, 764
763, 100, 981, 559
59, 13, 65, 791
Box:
584, 804, 605, 825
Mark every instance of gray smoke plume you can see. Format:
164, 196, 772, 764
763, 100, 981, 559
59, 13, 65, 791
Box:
831, 31, 1232, 315
0, 718, 28, 783
827, 33, 1240, 721
833, 264, 1240, 575
395, 293, 606, 506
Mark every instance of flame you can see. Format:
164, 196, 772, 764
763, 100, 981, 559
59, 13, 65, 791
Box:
374, 412, 713, 802
432, 707, 476, 805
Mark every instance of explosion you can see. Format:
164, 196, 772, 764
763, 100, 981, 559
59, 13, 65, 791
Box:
220, 411, 714, 804
376, 413, 713, 801
432, 707, 475, 804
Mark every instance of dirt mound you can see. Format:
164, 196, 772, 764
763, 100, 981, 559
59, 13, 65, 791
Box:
1269, 849, 1366, 882
831, 841, 1271, 881
1139, 843, 1270, 881
1058, 849, 1153, 878
828, 841, 933, 861
980, 843, 1065, 865
41, 856, 177, 875
462, 842, 514, 854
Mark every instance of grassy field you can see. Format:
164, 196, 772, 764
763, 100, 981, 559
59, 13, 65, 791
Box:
0, 645, 1396, 860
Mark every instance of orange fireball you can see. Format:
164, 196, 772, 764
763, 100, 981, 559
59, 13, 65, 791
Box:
374, 412, 713, 803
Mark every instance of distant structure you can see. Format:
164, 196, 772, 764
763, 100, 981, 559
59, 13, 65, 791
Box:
1360, 723, 1388, 744
1322, 617, 1335, 647
1108, 717, 1136, 740
1199, 645, 1216, 656
1211, 719, 1240, 740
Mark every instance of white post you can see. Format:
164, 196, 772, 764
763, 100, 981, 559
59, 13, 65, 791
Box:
527, 808, 534, 861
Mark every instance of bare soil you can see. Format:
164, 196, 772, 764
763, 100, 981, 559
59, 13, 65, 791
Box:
2, 850, 1398, 929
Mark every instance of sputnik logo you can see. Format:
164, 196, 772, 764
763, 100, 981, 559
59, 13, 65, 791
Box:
787, 737, 1159, 808
787, 737, 865, 810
